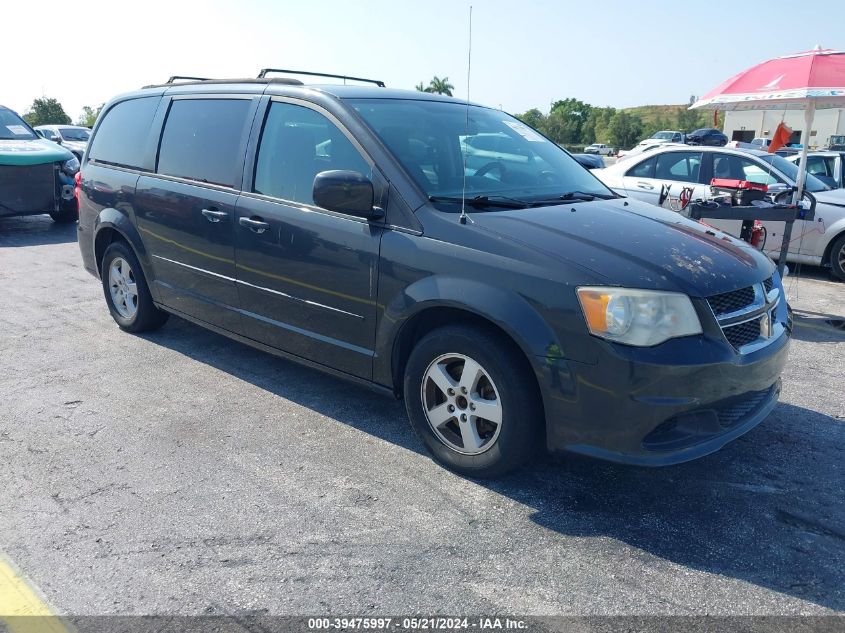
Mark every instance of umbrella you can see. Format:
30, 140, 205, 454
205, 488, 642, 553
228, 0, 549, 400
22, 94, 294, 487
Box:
690, 46, 845, 202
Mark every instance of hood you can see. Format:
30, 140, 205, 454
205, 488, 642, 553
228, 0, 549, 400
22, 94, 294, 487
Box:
467, 199, 774, 297
0, 138, 74, 166
813, 187, 845, 207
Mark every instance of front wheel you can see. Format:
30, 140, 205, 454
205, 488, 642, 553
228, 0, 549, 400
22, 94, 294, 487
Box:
101, 241, 169, 332
829, 234, 845, 281
403, 325, 542, 477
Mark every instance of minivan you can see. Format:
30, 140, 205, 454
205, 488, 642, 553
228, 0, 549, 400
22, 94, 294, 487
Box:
78, 71, 791, 477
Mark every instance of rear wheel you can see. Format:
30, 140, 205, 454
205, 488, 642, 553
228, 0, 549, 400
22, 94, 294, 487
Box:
829, 234, 845, 281
403, 325, 542, 477
101, 241, 169, 332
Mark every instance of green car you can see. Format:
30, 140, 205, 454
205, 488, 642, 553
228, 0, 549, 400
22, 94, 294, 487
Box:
1, 105, 80, 222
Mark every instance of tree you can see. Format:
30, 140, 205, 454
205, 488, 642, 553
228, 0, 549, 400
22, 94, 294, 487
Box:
546, 98, 592, 145
415, 82, 427, 92
516, 108, 546, 132
608, 111, 643, 150
584, 106, 615, 144
676, 106, 705, 133
420, 76, 454, 96
77, 104, 103, 127
22, 97, 71, 127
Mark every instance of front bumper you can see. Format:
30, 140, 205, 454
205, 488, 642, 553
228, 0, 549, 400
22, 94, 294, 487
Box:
538, 326, 790, 466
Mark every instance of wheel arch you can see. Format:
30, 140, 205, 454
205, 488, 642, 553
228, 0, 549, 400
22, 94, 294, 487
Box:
93, 208, 154, 280
820, 222, 845, 272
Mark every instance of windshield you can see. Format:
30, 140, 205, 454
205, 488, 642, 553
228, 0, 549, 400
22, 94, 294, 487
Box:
59, 127, 90, 141
758, 154, 829, 192
0, 108, 37, 141
348, 99, 613, 210
652, 131, 675, 140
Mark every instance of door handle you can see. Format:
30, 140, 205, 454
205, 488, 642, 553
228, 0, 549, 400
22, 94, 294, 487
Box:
239, 216, 270, 234
202, 208, 228, 222
637, 182, 655, 190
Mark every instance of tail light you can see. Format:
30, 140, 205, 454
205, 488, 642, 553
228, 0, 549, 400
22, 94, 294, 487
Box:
74, 171, 81, 206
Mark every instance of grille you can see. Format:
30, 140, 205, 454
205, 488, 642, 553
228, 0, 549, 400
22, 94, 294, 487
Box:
0, 163, 56, 214
707, 285, 755, 316
724, 317, 762, 349
717, 387, 774, 428
763, 276, 774, 294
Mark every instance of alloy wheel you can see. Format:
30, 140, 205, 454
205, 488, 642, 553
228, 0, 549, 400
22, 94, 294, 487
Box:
108, 257, 138, 319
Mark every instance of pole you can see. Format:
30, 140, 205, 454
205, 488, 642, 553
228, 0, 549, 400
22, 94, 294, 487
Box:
778, 101, 816, 278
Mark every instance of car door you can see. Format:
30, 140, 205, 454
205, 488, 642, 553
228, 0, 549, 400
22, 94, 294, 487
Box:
234, 98, 383, 379
652, 150, 706, 207
620, 155, 660, 204
135, 96, 258, 333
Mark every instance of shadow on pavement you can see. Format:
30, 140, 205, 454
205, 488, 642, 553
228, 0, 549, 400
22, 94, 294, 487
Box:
0, 215, 78, 247
144, 315, 845, 612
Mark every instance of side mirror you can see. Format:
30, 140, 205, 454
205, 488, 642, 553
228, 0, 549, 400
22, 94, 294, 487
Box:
313, 170, 382, 219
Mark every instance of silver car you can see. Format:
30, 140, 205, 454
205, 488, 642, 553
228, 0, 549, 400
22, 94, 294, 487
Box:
34, 125, 91, 160
595, 145, 845, 280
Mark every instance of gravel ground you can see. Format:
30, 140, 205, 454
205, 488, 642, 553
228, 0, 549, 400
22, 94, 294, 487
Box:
0, 214, 843, 618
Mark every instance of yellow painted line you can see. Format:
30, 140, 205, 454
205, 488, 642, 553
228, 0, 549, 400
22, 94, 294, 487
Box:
0, 554, 70, 633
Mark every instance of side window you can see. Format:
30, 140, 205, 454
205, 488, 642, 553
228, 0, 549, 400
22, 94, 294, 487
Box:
157, 99, 251, 188
739, 157, 781, 185
655, 151, 702, 183
625, 156, 656, 178
254, 101, 370, 204
805, 156, 830, 177
88, 97, 160, 169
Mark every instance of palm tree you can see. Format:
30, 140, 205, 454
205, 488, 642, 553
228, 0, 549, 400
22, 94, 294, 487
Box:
415, 82, 428, 93
427, 76, 454, 96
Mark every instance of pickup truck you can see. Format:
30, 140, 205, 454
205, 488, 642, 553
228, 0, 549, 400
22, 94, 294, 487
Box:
584, 143, 615, 156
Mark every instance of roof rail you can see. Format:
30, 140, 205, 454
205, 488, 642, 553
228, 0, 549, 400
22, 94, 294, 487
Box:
166, 76, 210, 84
257, 68, 385, 88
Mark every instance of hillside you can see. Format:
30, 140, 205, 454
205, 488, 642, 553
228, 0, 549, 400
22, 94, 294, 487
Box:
622, 104, 688, 126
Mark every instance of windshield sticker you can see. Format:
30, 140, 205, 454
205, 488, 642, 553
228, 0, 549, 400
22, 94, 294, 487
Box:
502, 120, 545, 142
5, 125, 30, 135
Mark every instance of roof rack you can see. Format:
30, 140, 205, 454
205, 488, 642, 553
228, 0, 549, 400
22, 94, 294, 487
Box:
166, 76, 211, 83
257, 68, 385, 88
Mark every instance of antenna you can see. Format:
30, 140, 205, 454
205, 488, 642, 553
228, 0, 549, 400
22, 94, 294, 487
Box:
459, 5, 473, 225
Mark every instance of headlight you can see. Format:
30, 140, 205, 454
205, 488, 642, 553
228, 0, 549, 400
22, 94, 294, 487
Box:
61, 157, 80, 176
576, 287, 702, 346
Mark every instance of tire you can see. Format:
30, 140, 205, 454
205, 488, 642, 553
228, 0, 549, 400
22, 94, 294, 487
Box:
829, 234, 845, 281
49, 203, 78, 223
403, 324, 542, 478
101, 240, 169, 332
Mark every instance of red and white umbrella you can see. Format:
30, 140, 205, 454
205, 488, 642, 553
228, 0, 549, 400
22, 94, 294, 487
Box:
690, 46, 845, 198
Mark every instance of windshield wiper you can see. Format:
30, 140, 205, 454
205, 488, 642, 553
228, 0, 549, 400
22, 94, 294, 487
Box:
527, 190, 618, 206
428, 195, 529, 209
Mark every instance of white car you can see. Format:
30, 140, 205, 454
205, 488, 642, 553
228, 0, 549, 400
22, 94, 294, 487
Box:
594, 145, 845, 279
787, 151, 844, 189
618, 131, 685, 159
584, 143, 614, 156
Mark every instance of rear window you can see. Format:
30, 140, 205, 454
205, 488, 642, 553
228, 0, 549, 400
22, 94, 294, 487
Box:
88, 97, 160, 169
157, 99, 251, 188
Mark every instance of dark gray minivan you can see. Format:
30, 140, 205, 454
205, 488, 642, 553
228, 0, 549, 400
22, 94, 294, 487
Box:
78, 72, 791, 477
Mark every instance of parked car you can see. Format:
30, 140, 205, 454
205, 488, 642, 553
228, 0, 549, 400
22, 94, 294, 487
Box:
787, 151, 845, 189
594, 145, 845, 279
686, 128, 728, 146
623, 130, 686, 157
617, 141, 685, 161
584, 143, 614, 155
727, 137, 771, 150
572, 153, 605, 169
35, 124, 91, 160
0, 105, 80, 222
826, 135, 845, 151
78, 73, 791, 476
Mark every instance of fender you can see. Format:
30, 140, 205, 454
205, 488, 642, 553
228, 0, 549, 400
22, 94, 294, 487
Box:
819, 215, 845, 265
373, 275, 564, 389
93, 207, 161, 300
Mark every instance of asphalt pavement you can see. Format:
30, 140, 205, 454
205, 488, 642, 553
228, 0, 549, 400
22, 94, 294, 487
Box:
1, 214, 843, 619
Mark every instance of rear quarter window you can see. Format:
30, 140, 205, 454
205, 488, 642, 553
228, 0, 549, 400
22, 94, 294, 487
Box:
88, 97, 161, 169
625, 156, 656, 178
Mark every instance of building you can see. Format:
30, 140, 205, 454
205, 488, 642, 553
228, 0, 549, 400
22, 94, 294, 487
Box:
723, 108, 845, 148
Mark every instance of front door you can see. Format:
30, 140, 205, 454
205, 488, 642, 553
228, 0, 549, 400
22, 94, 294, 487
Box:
135, 96, 256, 332
234, 99, 383, 379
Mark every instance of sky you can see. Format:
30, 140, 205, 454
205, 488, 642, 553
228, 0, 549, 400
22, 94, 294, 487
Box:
3, 0, 844, 123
